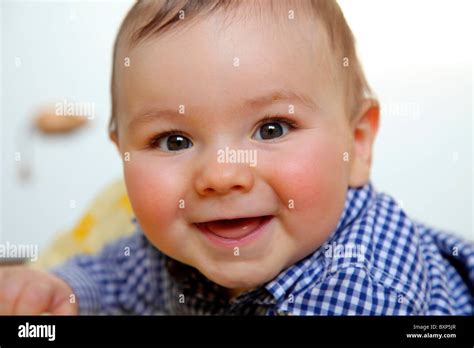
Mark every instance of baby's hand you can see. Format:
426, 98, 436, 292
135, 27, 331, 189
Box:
0, 266, 78, 315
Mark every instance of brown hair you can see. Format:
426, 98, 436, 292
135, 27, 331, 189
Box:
109, 0, 372, 134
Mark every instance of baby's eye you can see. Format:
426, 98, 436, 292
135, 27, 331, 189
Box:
151, 133, 193, 152
253, 119, 292, 141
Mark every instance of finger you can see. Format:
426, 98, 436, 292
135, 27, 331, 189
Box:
49, 297, 78, 315
49, 289, 78, 315
13, 281, 53, 315
0, 268, 26, 314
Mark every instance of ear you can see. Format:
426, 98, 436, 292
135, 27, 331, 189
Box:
109, 131, 121, 153
348, 98, 380, 187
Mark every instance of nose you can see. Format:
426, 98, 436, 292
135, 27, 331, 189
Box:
195, 157, 255, 196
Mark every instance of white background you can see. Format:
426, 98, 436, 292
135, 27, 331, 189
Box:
1, 0, 472, 252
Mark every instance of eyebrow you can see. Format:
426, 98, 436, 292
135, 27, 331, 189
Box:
244, 89, 319, 110
128, 108, 183, 130
127, 89, 318, 130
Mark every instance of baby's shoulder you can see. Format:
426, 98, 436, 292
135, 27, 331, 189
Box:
288, 189, 473, 314
326, 189, 423, 289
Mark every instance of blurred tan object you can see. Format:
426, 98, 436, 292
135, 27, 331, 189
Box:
16, 103, 91, 182
35, 110, 88, 134
31, 179, 136, 270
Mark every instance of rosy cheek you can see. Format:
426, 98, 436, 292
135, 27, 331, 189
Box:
262, 133, 348, 245
123, 156, 181, 233
271, 137, 346, 210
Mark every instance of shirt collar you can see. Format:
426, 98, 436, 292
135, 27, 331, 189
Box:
264, 182, 375, 303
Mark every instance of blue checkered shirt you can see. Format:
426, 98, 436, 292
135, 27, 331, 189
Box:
52, 183, 474, 315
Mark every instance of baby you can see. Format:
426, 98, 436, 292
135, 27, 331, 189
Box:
1, 0, 473, 315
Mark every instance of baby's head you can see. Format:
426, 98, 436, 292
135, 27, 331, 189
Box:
109, 0, 379, 294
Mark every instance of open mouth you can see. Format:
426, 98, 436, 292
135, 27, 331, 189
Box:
195, 215, 273, 242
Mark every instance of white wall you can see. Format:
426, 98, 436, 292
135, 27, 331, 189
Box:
1, 0, 472, 253
339, 0, 473, 240
1, 1, 132, 251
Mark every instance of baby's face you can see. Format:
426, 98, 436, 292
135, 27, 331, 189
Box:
114, 13, 355, 292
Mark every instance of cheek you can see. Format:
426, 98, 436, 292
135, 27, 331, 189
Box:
261, 131, 349, 243
123, 154, 185, 234
268, 134, 348, 210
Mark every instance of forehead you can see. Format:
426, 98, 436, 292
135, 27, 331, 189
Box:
115, 6, 340, 120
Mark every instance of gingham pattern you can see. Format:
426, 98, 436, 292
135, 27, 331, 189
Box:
52, 182, 474, 315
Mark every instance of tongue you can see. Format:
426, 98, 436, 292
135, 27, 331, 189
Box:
203, 217, 263, 239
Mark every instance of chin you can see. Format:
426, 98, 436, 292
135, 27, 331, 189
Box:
198, 259, 282, 290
